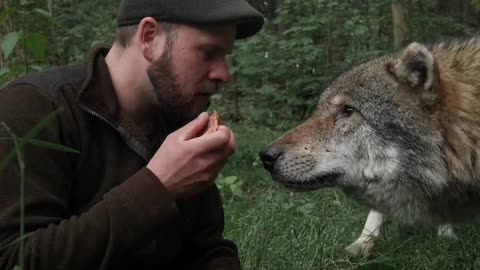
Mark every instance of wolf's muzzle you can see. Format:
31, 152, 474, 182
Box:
259, 144, 283, 172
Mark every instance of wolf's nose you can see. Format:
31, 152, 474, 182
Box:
259, 145, 283, 172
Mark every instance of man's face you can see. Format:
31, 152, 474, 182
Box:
147, 24, 235, 128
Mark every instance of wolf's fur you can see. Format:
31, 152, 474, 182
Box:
260, 36, 480, 256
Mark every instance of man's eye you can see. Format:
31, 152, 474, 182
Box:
204, 50, 216, 60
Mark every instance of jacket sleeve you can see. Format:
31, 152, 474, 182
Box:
0, 85, 179, 270
184, 186, 241, 270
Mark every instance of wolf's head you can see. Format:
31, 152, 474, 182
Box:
260, 42, 448, 206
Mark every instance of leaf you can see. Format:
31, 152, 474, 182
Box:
0, 232, 34, 252
32, 8, 55, 24
29, 65, 44, 72
0, 110, 62, 174
353, 25, 369, 36
25, 139, 79, 153
90, 40, 105, 48
0, 68, 10, 78
282, 26, 301, 36
357, 261, 398, 270
297, 202, 316, 215
25, 33, 48, 61
20, 0, 32, 5
13, 266, 21, 270
33, 8, 52, 19
2, 32, 20, 60
230, 182, 243, 198
223, 176, 238, 185
0, 8, 16, 24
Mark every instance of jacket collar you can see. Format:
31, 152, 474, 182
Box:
77, 46, 164, 161
78, 46, 119, 125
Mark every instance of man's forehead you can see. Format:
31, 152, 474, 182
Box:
178, 23, 235, 39
198, 44, 233, 54
175, 24, 236, 49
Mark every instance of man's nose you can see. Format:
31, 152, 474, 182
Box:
209, 59, 231, 83
259, 145, 283, 172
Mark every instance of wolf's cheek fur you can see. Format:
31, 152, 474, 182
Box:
319, 122, 401, 188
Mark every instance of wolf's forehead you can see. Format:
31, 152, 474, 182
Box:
319, 59, 395, 106
330, 95, 345, 105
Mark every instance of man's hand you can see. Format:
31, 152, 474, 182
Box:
147, 112, 236, 199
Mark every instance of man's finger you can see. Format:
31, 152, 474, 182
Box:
217, 125, 236, 155
178, 112, 209, 141
228, 129, 237, 155
186, 127, 231, 152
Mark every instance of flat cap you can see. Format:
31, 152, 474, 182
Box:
117, 0, 265, 39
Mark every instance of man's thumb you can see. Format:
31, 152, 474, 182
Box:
179, 112, 209, 140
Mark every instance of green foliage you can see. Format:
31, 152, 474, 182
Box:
0, 3, 53, 87
2, 31, 21, 60
0, 0, 117, 87
216, 174, 244, 198
24, 33, 48, 62
215, 0, 480, 130
217, 0, 394, 130
3, 29, 50, 67
51, 0, 117, 64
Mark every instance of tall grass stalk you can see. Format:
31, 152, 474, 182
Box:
2, 123, 26, 270
0, 111, 78, 270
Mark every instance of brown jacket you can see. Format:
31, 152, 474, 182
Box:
0, 47, 240, 270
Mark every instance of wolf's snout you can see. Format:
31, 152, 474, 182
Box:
259, 145, 283, 172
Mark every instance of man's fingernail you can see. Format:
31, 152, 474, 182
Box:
197, 112, 208, 119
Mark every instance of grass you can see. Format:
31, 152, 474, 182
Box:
3, 114, 480, 269
218, 123, 480, 270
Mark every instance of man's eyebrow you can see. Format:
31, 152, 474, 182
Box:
199, 44, 233, 55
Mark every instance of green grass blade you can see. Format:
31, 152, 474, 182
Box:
0, 137, 80, 154
0, 110, 62, 173
21, 139, 79, 153
1, 123, 26, 269
0, 232, 34, 252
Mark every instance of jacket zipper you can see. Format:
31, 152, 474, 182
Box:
78, 104, 149, 162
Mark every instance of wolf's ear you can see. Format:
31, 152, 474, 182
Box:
386, 42, 438, 92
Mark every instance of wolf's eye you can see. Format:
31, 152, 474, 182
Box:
338, 105, 355, 118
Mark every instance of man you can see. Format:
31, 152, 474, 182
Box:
0, 0, 264, 269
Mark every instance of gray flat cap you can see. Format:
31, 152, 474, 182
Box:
117, 0, 265, 39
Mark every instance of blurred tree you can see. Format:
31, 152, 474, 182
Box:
392, 0, 411, 50
246, 0, 281, 20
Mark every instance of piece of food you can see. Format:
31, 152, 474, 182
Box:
202, 111, 222, 135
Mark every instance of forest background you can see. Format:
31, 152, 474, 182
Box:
2, 0, 480, 269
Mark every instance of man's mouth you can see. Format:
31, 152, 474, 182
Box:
198, 84, 219, 97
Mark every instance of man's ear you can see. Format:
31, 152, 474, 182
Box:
386, 42, 438, 92
137, 17, 161, 62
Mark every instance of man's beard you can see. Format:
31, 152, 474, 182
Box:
147, 50, 217, 131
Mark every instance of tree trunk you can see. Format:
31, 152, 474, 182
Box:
326, 16, 333, 64
0, 0, 8, 69
230, 54, 243, 122
268, 0, 279, 20
247, 0, 277, 20
392, 0, 410, 50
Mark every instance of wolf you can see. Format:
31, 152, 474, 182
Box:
259, 36, 480, 256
